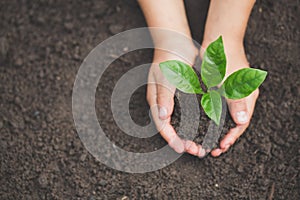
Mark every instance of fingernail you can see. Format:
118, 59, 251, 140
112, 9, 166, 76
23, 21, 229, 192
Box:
198, 148, 206, 158
184, 141, 195, 152
159, 107, 167, 119
212, 149, 222, 157
236, 111, 248, 123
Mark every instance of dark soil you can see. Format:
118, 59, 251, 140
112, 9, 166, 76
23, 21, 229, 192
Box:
1, 0, 299, 199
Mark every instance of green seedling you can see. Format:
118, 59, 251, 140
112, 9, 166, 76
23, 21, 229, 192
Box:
159, 36, 267, 125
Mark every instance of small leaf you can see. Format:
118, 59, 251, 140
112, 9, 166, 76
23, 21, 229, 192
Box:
201, 90, 222, 125
221, 68, 267, 99
159, 60, 203, 94
201, 36, 226, 89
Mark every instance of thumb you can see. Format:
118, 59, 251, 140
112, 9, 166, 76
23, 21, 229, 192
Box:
156, 83, 175, 120
227, 98, 250, 125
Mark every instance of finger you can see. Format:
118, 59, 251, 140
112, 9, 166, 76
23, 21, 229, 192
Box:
211, 148, 223, 157
147, 82, 185, 154
146, 82, 157, 106
147, 83, 167, 133
161, 123, 185, 153
227, 98, 249, 125
227, 89, 259, 125
184, 140, 205, 157
156, 82, 175, 120
184, 140, 198, 155
210, 116, 248, 157
221, 89, 259, 149
211, 90, 259, 156
219, 124, 248, 151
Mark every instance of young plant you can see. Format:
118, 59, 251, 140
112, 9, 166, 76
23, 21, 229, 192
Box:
159, 36, 267, 125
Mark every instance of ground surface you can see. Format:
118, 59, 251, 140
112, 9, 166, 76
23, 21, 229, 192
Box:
0, 0, 299, 199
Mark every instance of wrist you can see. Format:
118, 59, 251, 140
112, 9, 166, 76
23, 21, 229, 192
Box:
201, 37, 249, 76
153, 42, 198, 65
202, 35, 244, 56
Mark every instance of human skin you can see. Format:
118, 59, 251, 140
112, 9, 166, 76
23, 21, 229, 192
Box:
138, 0, 257, 157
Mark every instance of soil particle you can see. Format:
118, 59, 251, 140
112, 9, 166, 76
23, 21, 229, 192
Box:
38, 173, 49, 188
108, 24, 124, 35
15, 58, 23, 67
64, 22, 74, 31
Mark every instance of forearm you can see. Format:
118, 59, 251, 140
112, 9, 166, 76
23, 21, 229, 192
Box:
138, 0, 192, 40
202, 0, 256, 70
138, 0, 196, 63
203, 0, 255, 44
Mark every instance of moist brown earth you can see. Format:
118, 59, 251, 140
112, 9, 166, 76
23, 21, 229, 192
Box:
0, 0, 299, 199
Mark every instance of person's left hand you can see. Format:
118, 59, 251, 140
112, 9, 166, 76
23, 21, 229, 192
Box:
200, 42, 260, 157
211, 87, 259, 157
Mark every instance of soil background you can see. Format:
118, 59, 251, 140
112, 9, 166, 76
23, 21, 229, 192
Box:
0, 0, 299, 199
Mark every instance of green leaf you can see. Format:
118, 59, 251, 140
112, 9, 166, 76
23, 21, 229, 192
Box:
201, 36, 226, 89
221, 68, 267, 99
201, 90, 222, 125
159, 60, 203, 94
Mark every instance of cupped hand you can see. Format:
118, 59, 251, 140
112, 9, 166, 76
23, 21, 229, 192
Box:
149, 44, 260, 158
211, 87, 259, 157
199, 38, 261, 157
147, 49, 206, 157
211, 61, 260, 157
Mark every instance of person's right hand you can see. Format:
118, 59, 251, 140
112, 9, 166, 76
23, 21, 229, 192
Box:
147, 49, 206, 157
